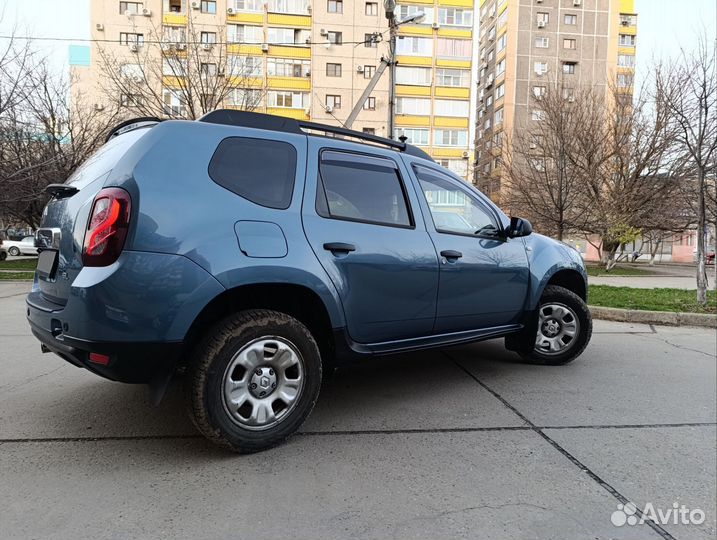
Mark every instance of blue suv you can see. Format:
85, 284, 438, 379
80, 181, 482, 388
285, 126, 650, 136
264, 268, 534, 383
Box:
27, 111, 591, 452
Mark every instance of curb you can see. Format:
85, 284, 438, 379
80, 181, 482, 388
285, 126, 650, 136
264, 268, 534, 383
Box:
589, 305, 717, 328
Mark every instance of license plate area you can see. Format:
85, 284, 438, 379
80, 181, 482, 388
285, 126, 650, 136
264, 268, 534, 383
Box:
36, 249, 58, 280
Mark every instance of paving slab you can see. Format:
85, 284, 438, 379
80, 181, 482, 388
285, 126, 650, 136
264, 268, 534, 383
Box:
0, 431, 660, 540
546, 426, 717, 540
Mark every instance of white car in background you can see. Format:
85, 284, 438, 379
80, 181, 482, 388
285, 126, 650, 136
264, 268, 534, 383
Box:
3, 236, 38, 256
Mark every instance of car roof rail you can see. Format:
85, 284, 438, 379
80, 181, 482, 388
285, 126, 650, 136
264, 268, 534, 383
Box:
105, 117, 163, 143
199, 109, 435, 162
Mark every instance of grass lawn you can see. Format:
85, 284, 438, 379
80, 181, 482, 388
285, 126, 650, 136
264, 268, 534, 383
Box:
0, 258, 38, 270
589, 285, 717, 314
0, 271, 34, 280
586, 265, 657, 277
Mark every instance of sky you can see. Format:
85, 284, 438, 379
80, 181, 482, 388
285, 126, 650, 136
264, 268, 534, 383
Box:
0, 0, 715, 81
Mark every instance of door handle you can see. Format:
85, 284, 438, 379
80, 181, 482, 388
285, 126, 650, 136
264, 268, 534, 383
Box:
440, 249, 463, 261
323, 242, 356, 253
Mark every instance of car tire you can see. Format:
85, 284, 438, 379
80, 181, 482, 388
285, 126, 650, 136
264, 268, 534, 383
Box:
0, 250, 6, 261
8, 247, 20, 256
520, 285, 592, 366
186, 309, 322, 453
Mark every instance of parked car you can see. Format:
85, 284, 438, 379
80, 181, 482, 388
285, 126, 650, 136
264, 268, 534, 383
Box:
4, 236, 38, 256
0, 240, 7, 261
27, 112, 592, 453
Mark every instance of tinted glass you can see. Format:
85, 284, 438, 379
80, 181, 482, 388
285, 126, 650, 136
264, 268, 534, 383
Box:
209, 137, 297, 209
415, 167, 500, 237
318, 152, 411, 227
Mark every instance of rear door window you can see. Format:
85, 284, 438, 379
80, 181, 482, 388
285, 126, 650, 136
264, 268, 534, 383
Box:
209, 137, 297, 209
316, 151, 412, 227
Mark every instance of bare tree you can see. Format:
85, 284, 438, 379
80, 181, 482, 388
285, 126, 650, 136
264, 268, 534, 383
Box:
655, 37, 716, 304
96, 15, 264, 119
0, 63, 120, 228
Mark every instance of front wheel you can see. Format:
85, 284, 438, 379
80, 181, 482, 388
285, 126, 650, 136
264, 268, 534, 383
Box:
520, 285, 592, 366
8, 246, 20, 256
186, 309, 322, 453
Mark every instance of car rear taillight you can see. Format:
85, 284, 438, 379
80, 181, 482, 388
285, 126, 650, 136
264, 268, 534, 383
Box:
82, 187, 131, 267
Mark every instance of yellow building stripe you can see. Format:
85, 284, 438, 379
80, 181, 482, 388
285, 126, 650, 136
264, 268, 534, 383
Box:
395, 115, 431, 126
434, 116, 469, 128
228, 12, 263, 24
267, 76, 311, 90
396, 55, 433, 66
228, 44, 264, 55
396, 84, 432, 96
431, 147, 467, 158
267, 107, 309, 120
267, 13, 311, 27
434, 86, 470, 98
229, 76, 263, 87
269, 45, 311, 58
162, 13, 187, 25
438, 0, 474, 7
399, 26, 434, 36
437, 28, 472, 39
436, 59, 471, 68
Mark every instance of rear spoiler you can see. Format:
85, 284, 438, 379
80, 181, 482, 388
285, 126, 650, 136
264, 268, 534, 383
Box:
105, 117, 163, 143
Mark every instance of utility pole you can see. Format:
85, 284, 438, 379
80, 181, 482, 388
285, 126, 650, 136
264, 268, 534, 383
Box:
343, 1, 424, 135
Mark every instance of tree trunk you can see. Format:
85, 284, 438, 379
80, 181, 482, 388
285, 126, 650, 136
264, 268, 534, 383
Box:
696, 167, 708, 305
649, 238, 661, 266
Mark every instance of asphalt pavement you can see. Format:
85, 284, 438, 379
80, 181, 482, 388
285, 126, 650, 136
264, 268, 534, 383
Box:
0, 282, 715, 540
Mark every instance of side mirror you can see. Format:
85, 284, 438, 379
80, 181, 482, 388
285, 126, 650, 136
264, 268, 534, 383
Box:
508, 217, 533, 238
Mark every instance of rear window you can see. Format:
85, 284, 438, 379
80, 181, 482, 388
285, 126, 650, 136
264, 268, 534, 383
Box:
208, 137, 297, 209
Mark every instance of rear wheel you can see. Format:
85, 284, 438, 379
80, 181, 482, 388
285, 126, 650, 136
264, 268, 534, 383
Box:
8, 246, 20, 256
186, 309, 322, 453
520, 285, 592, 366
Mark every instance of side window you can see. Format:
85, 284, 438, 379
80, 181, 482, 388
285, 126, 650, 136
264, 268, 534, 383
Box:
316, 151, 412, 227
415, 166, 500, 238
208, 137, 297, 209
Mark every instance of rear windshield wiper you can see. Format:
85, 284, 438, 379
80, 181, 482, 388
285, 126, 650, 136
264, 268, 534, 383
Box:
45, 183, 79, 199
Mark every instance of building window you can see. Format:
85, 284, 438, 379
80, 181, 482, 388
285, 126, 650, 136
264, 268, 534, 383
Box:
536, 12, 549, 24
618, 54, 635, 68
534, 37, 549, 48
363, 65, 376, 78
497, 9, 508, 28
534, 61, 548, 75
268, 27, 310, 45
228, 24, 263, 44
120, 1, 141, 14
394, 128, 429, 145
563, 87, 574, 100
327, 0, 342, 13
436, 68, 468, 87
484, 118, 491, 130
163, 88, 186, 116
396, 4, 434, 24
531, 109, 544, 121
487, 49, 494, 62
326, 63, 342, 77
496, 58, 505, 75
201, 0, 216, 13
438, 8, 473, 27
364, 33, 377, 47
436, 159, 468, 177
495, 83, 504, 99
363, 96, 376, 110
485, 95, 492, 107
229, 88, 262, 107
434, 99, 470, 117
201, 31, 217, 44
533, 85, 546, 97
164, 0, 184, 13
266, 0, 310, 14
437, 38, 471, 58
564, 14, 577, 25
563, 38, 576, 49
619, 34, 636, 46
497, 33, 507, 53
268, 91, 309, 108
326, 94, 342, 109
396, 36, 433, 56
396, 66, 431, 85
327, 31, 343, 44
234, 0, 264, 11
163, 57, 187, 76
617, 73, 633, 88
119, 32, 144, 45
396, 97, 430, 115
562, 61, 576, 74
494, 108, 504, 124
365, 2, 378, 15
230, 55, 263, 76
620, 14, 636, 26
120, 93, 143, 108
267, 57, 309, 77
362, 127, 376, 134
434, 129, 467, 147
200, 63, 217, 77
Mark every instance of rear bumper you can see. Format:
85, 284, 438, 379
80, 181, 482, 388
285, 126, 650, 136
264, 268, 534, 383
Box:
27, 316, 182, 384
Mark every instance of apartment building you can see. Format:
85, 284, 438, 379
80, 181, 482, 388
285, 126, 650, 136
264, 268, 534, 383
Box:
72, 0, 478, 180
473, 0, 637, 198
